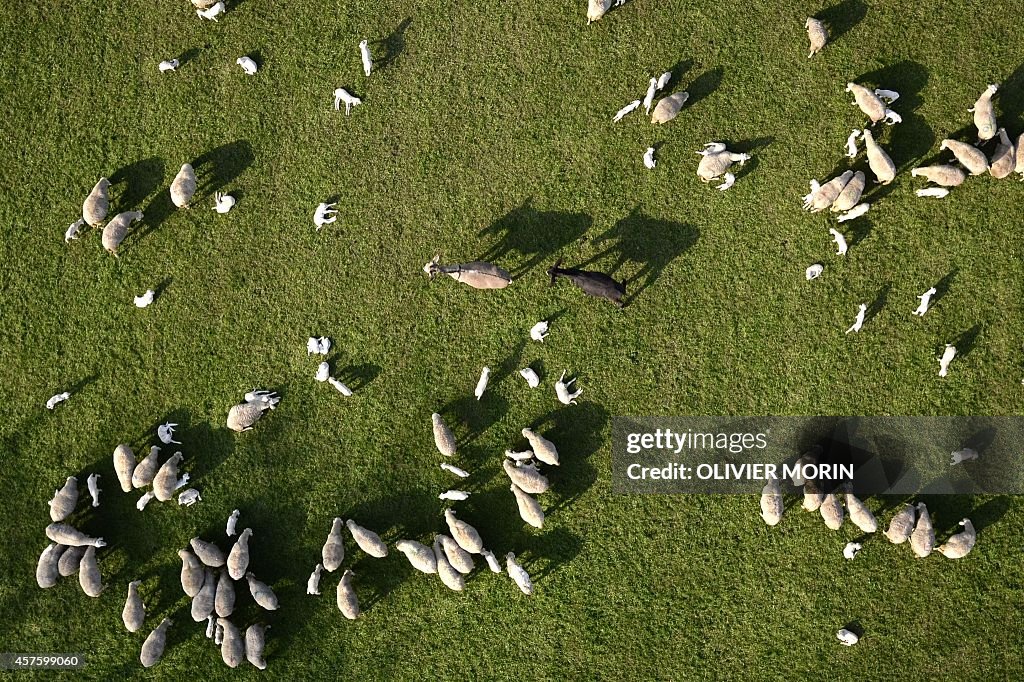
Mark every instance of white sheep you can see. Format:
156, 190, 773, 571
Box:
226, 509, 240, 536
696, 144, 750, 186
950, 448, 978, 465
819, 493, 844, 530
236, 56, 258, 75
395, 539, 438, 573
759, 478, 783, 526
1015, 132, 1024, 179
804, 171, 853, 212
438, 534, 475, 574
503, 459, 550, 494
219, 618, 245, 668
651, 91, 688, 124
511, 483, 545, 528
440, 462, 470, 478
587, 0, 611, 24
213, 192, 236, 213
57, 545, 85, 577
48, 476, 78, 522
530, 321, 549, 341
520, 367, 541, 388
612, 99, 641, 122
845, 494, 877, 533
883, 109, 902, 125
246, 572, 279, 610
45, 523, 106, 547
359, 40, 372, 76
936, 518, 976, 559
989, 128, 1015, 179
940, 139, 988, 175
805, 18, 827, 57
315, 362, 330, 382
555, 370, 582, 405
190, 537, 226, 567
132, 446, 160, 488
133, 290, 155, 308
846, 303, 867, 334
938, 344, 956, 377
432, 539, 465, 592
82, 177, 110, 227
307, 564, 324, 595
522, 428, 559, 466
227, 528, 252, 580
153, 452, 184, 502
334, 569, 362, 617
170, 163, 197, 208
643, 146, 656, 169
347, 519, 389, 558
843, 542, 862, 560
505, 449, 534, 462
123, 582, 146, 633
227, 391, 280, 431
846, 83, 886, 124
862, 129, 896, 184
831, 171, 865, 212
158, 422, 180, 445
805, 264, 823, 280
79, 546, 104, 597
642, 78, 659, 115
196, 2, 225, 21
158, 59, 179, 72
102, 210, 143, 255
307, 336, 331, 355
916, 187, 949, 199
969, 84, 999, 141
845, 130, 861, 158
328, 377, 353, 396
215, 568, 235, 618
65, 218, 85, 242
45, 392, 70, 409
322, 518, 345, 572
883, 504, 916, 544
913, 287, 936, 316
140, 617, 172, 668
432, 412, 457, 456
481, 549, 502, 573
875, 89, 900, 103
245, 624, 269, 670
333, 88, 362, 115
909, 502, 935, 558
837, 203, 869, 222
474, 367, 491, 400
506, 552, 533, 595
36, 543, 63, 588
179, 549, 205, 596
445, 509, 484, 553
911, 164, 966, 187
836, 629, 859, 646
656, 71, 671, 90
313, 203, 338, 230
190, 567, 216, 621
439, 489, 470, 501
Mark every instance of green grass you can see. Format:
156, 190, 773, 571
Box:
1, 0, 1023, 678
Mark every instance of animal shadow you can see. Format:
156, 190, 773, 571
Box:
109, 157, 164, 213
929, 267, 958, 309
529, 401, 610, 514
477, 199, 592, 278
193, 139, 255, 199
952, 323, 982, 358
816, 0, 868, 43
373, 17, 413, 70
865, 282, 891, 322
687, 66, 723, 108
333, 363, 382, 391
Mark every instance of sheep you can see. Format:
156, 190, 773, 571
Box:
530, 321, 549, 341
843, 542, 862, 560
333, 88, 362, 115
845, 494, 877, 533
642, 79, 659, 114
131, 446, 160, 488
206, 615, 216, 639
79, 546, 104, 597
45, 523, 106, 547
158, 422, 180, 445
846, 83, 886, 124
862, 129, 896, 184
102, 210, 143, 255
481, 549, 502, 573
696, 144, 750, 184
845, 130, 861, 158
322, 518, 345, 571
913, 287, 936, 316
940, 139, 989, 175
989, 128, 1015, 178
819, 493, 844, 530
445, 509, 484, 553
170, 163, 197, 208
158, 59, 179, 72
938, 344, 956, 377
45, 391, 70, 409
65, 218, 85, 242
214, 621, 224, 645
219, 618, 245, 668
57, 545, 85, 576
432, 539, 465, 591
520, 368, 541, 388
315, 362, 330, 382
846, 303, 867, 334
643, 146, 656, 169
440, 462, 470, 478
346, 519, 389, 558
313, 202, 338, 229
651, 91, 689, 124
802, 478, 824, 511
510, 483, 545, 528
474, 367, 491, 400
395, 539, 438, 573
140, 617, 172, 668
213, 192, 236, 213
226, 391, 280, 432
226, 509, 240, 537
196, 1, 225, 21
936, 519, 976, 559
36, 543, 64, 588
969, 84, 999, 141
587, 0, 611, 24
82, 177, 110, 227
236, 56, 258, 75
191, 568, 216, 621
153, 452, 184, 502
503, 459, 550, 494
1015, 132, 1024, 178
328, 377, 353, 396
227, 528, 252, 579
134, 290, 155, 308
214, 568, 235, 618
555, 370, 583, 405
548, 258, 626, 307
307, 564, 324, 594
190, 537, 226, 567
612, 99, 641, 122
911, 164, 966, 187
831, 171, 866, 212
336, 569, 361, 618
178, 549, 205, 596
836, 628, 859, 646
837, 203, 869, 222
883, 109, 902, 125
506, 552, 533, 595
805, 17, 828, 57
883, 504, 916, 543
522, 427, 559, 466
423, 256, 513, 289
245, 624, 269, 670
803, 171, 853, 212
759, 478, 783, 526
439, 489, 470, 501
909, 502, 935, 557
656, 71, 671, 90
805, 264, 823, 280
438, 534, 474, 574
123, 580, 145, 632
247, 573, 280, 610
432, 412, 457, 456
950, 448, 979, 465
48, 476, 78, 522
359, 39, 372, 76
789, 448, 820, 486
917, 187, 950, 198
505, 449, 534, 462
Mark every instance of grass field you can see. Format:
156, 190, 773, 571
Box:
2, 0, 1023, 678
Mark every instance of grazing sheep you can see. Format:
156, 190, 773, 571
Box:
936, 519, 976, 559
836, 629, 859, 646
359, 40, 372, 77
225, 509, 240, 537
48, 476, 78, 522
845, 130, 861, 158
846, 83, 886, 124
819, 493, 844, 530
862, 129, 896, 184
196, 1, 225, 21
913, 287, 936, 316
245, 624, 269, 670
481, 549, 502, 573
158, 422, 180, 445
134, 290, 155, 308
219, 618, 245, 668
333, 88, 362, 115
846, 303, 867, 334
140, 617, 172, 668
315, 362, 330, 382
950, 448, 979, 465
346, 519, 389, 558
940, 139, 989, 175
911, 164, 966, 187
307, 564, 324, 595
158, 59, 179, 72
439, 489, 469, 501
215, 568, 235, 618
246, 573, 279, 610
759, 478, 783, 526
843, 542, 862, 560
226, 391, 280, 432
440, 462, 470, 478
82, 177, 110, 227
910, 502, 935, 557
989, 128, 1015, 178
522, 428, 559, 466
506, 552, 533, 595
123, 580, 145, 632
179, 549, 205, 596
555, 370, 582, 405
36, 543, 64, 588
845, 494, 877, 533
438, 534, 474, 574
503, 459, 550, 494
548, 258, 626, 307
79, 546, 103, 597
213, 192, 235, 213
227, 528, 252, 580
57, 545, 85, 577
191, 568, 216, 621
806, 18, 828, 57
445, 509, 484, 554
803, 171, 853, 212
587, 0, 611, 24
969, 84, 999, 141
837, 203, 869, 222
190, 537, 227, 567
313, 202, 338, 229
917, 187, 950, 198
236, 56, 258, 75
805, 264, 823, 280
643, 146, 656, 169
883, 504, 916, 543
474, 367, 491, 400
45, 523, 106, 547
170, 163, 197, 208
153, 452, 183, 502
395, 539, 438, 573
65, 218, 85, 242
831, 171, 866, 212
46, 392, 70, 409
612, 99, 641, 122
132, 446, 160, 488
651, 91, 689, 124
102, 210, 143, 255
696, 143, 750, 184
530, 321, 549, 341
510, 483, 545, 528
802, 478, 824, 511
433, 539, 465, 591
431, 413, 457, 456
520, 368, 541, 388
336, 569, 361, 618
938, 344, 956, 377
423, 256, 512, 289
322, 518, 345, 572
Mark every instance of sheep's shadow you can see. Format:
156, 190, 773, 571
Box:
373, 17, 413, 70
846, 216, 873, 247
109, 157, 164, 213
178, 47, 201, 66
929, 267, 958, 309
518, 527, 584, 582
952, 323, 983, 358
997, 60, 1024, 133
726, 136, 774, 179
477, 199, 592, 278
438, 393, 509, 447
527, 401, 609, 515
193, 139, 255, 200
864, 282, 891, 323
816, 0, 868, 43
664, 58, 693, 86
332, 363, 382, 392
686, 66, 723, 108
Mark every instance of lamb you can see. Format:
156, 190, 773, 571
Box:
805, 264, 823, 280
307, 564, 324, 595
522, 428, 559, 466
65, 218, 85, 242
805, 18, 828, 57
989, 128, 1015, 179
969, 84, 999, 141
178, 549, 206, 596
505, 449, 534, 462
313, 202, 338, 229
612, 100, 641, 122
191, 568, 216, 621
196, 1, 225, 21
333, 88, 362, 115
555, 370, 583, 405
190, 537, 227, 567
48, 476, 78, 522
132, 446, 161, 488
846, 303, 867, 334
122, 580, 145, 632
245, 624, 269, 670
909, 502, 935, 557
530, 321, 549, 341
481, 549, 503, 573
936, 519, 976, 559
506, 552, 533, 595
643, 79, 659, 114
158, 59, 179, 72
520, 368, 541, 388
862, 129, 896, 184
433, 539, 465, 591
226, 509, 240, 537
246, 573, 280, 610
322, 518, 345, 571
432, 412, 457, 456
328, 377, 353, 396
651, 91, 689, 124
395, 539, 438, 573
158, 423, 180, 445
440, 462, 470, 478
444, 509, 484, 553
206, 615, 216, 639
170, 163, 197, 208
940, 139, 989, 175
819, 493, 844, 530
134, 290, 155, 308
803, 171, 853, 212
227, 528, 252, 579
346, 519, 389, 558
845, 494, 878, 533
548, 258, 626, 307
911, 164, 966, 187
140, 617, 172, 668
359, 39, 372, 77
503, 459, 550, 494
837, 203, 870, 222
236, 56, 258, 75
759, 478, 783, 526
510, 483, 545, 528
57, 545, 85, 576
79, 546, 104, 597
883, 504, 916, 543
315, 362, 330, 382
916, 187, 950, 198
45, 391, 70, 409
845, 130, 861, 158
219, 618, 245, 668
45, 523, 106, 547
913, 287, 936, 316
82, 177, 110, 226
474, 367, 491, 400
836, 629, 859, 646
831, 171, 866, 212
846, 83, 886, 124
438, 534, 475, 574
938, 344, 956, 377
36, 543, 64, 588
843, 542, 862, 560
102, 211, 143, 255
1015, 132, 1024, 179
153, 452, 184, 502
213, 192, 236, 213
643, 146, 656, 169
423, 256, 512, 289
439, 490, 470, 501
226, 391, 280, 431
950, 448, 979, 465
336, 569, 361, 618
587, 0, 611, 24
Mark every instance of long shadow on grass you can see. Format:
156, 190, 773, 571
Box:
193, 140, 255, 200
374, 17, 413, 71
816, 0, 868, 43
477, 199, 592, 278
686, 66, 723, 108
110, 157, 164, 213
997, 60, 1024, 133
